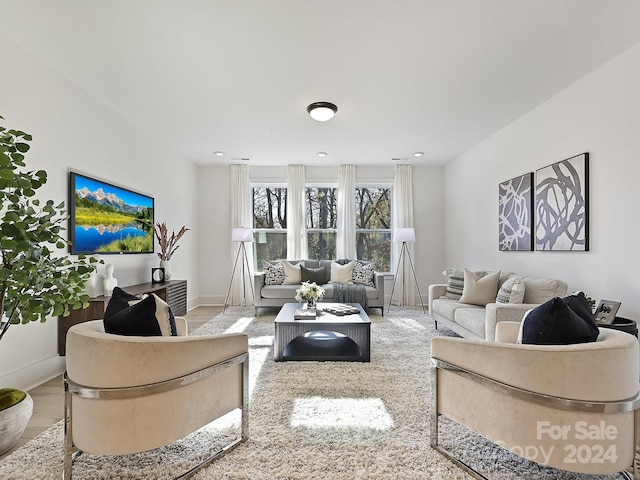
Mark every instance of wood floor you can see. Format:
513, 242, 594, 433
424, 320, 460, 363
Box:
0, 305, 223, 461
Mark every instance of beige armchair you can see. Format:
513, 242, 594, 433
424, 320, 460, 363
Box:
431, 323, 640, 479
63, 318, 249, 480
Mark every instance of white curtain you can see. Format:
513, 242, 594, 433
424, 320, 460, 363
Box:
287, 165, 308, 259
336, 164, 357, 259
391, 164, 415, 306
230, 164, 254, 306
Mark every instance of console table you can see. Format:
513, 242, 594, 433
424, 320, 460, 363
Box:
57, 279, 187, 355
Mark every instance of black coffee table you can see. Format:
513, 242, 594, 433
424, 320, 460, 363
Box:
273, 303, 371, 362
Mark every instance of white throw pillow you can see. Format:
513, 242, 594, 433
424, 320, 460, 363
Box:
282, 261, 302, 285
458, 269, 501, 306
330, 261, 355, 284
516, 309, 534, 344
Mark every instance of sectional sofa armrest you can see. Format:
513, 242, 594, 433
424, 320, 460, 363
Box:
254, 272, 266, 301
495, 321, 522, 343
485, 302, 538, 341
373, 271, 385, 299
428, 284, 448, 314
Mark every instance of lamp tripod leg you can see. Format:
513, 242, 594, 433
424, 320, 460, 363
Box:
223, 244, 244, 312
404, 246, 426, 313
387, 243, 406, 312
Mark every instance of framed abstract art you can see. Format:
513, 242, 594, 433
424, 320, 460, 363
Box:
535, 153, 589, 251
498, 172, 534, 251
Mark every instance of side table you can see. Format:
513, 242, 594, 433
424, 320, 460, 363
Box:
598, 316, 638, 338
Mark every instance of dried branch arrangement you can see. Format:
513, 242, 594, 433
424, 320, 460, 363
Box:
154, 222, 190, 261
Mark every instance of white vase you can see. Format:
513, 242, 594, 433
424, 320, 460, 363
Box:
85, 271, 99, 297
160, 260, 172, 281
102, 264, 118, 296
0, 390, 33, 455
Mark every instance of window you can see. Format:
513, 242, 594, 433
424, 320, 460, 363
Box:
253, 187, 287, 267
306, 187, 337, 260
356, 187, 392, 271
252, 184, 391, 271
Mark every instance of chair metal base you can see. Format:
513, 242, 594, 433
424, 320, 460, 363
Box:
63, 352, 249, 480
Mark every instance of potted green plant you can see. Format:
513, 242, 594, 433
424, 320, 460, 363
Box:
0, 116, 98, 454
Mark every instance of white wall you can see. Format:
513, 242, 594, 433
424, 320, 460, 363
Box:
0, 35, 199, 389
196, 163, 446, 306
444, 40, 640, 320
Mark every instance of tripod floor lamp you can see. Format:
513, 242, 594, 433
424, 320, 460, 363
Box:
223, 227, 255, 312
387, 227, 426, 313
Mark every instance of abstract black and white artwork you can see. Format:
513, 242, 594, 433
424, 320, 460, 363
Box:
535, 153, 589, 251
498, 172, 533, 251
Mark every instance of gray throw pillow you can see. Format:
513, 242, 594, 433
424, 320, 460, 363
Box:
443, 268, 464, 300
300, 265, 329, 284
496, 274, 525, 304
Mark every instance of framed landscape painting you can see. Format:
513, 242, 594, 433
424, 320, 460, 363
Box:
535, 153, 589, 251
498, 172, 533, 251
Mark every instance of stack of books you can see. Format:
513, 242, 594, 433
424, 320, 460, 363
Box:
294, 307, 317, 320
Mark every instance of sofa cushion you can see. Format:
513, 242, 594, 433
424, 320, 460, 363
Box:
431, 298, 482, 319
496, 274, 525, 304
520, 276, 568, 304
459, 269, 500, 306
263, 261, 285, 285
330, 260, 355, 284
353, 261, 375, 287
521, 296, 599, 345
301, 265, 329, 284
454, 307, 486, 338
283, 261, 302, 285
104, 289, 177, 336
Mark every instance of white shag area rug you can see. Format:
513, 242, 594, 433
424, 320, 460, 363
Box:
0, 307, 624, 480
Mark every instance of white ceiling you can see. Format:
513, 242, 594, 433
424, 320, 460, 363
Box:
2, 0, 640, 166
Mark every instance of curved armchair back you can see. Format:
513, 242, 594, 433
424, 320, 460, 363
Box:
64, 319, 249, 468
431, 328, 640, 477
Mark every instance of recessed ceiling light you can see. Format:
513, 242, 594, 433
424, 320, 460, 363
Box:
413, 152, 424, 157
317, 152, 328, 157
307, 102, 338, 122
214, 151, 224, 157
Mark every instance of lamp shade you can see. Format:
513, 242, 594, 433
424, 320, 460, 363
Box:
394, 227, 415, 243
232, 227, 253, 242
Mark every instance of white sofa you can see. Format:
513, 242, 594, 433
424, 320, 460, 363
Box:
428, 273, 568, 341
253, 259, 385, 315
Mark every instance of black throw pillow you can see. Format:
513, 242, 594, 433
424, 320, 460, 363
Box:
563, 291, 599, 330
104, 287, 142, 320
522, 296, 599, 345
300, 265, 329, 284
104, 292, 177, 336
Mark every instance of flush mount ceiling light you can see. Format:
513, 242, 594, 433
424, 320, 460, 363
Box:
317, 152, 328, 157
307, 102, 338, 122
214, 151, 224, 157
413, 152, 424, 157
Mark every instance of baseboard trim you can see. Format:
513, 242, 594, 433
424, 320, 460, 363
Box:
0, 355, 65, 391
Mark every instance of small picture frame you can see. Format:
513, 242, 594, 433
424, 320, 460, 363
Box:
594, 300, 621, 325
152, 267, 165, 284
